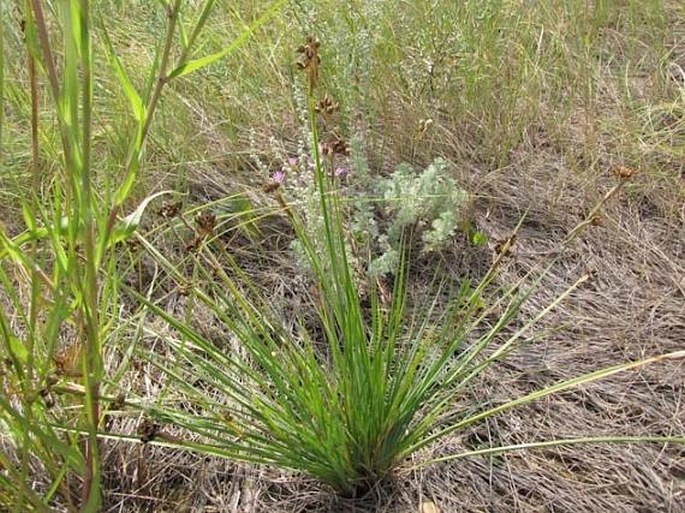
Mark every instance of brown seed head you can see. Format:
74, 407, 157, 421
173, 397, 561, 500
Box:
262, 181, 281, 193
316, 93, 339, 115
321, 133, 349, 156
138, 419, 160, 443
158, 201, 182, 219
195, 212, 216, 237
53, 343, 82, 377
611, 165, 635, 180
297, 35, 321, 91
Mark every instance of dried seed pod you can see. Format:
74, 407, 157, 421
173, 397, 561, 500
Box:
316, 93, 339, 114
185, 237, 201, 252
262, 181, 281, 193
296, 35, 321, 91
138, 419, 160, 443
494, 232, 517, 257
195, 212, 216, 237
321, 133, 349, 156
53, 344, 82, 378
611, 165, 635, 180
158, 201, 182, 219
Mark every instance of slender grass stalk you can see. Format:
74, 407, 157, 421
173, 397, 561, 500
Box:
420, 434, 685, 467
138, 0, 182, 152
26, 3, 42, 510
74, 2, 102, 508
27, 15, 39, 185
28, 0, 59, 100
0, 3, 3, 150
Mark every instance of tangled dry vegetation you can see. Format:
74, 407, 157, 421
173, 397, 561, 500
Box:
97, 157, 685, 513
97, 142, 685, 513
1, 1, 684, 512
103, 60, 684, 513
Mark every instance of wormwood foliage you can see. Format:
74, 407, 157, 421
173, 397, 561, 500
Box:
370, 157, 469, 276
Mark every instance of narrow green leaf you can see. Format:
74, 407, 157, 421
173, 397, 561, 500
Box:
21, 203, 38, 232
0, 5, 4, 150
167, 0, 286, 80
184, 0, 217, 52
424, 435, 685, 466
109, 190, 177, 246
7, 335, 29, 365
101, 24, 145, 122
178, 18, 189, 50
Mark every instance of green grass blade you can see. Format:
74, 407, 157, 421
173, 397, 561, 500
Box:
100, 22, 145, 123
422, 435, 685, 466
167, 0, 286, 79
184, 0, 217, 53
0, 5, 4, 150
410, 350, 685, 454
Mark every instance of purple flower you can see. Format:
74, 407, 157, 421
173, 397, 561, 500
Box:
287, 157, 298, 167
271, 169, 286, 184
334, 166, 350, 178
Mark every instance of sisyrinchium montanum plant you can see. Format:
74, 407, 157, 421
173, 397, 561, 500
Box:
0, 0, 286, 511
124, 34, 685, 497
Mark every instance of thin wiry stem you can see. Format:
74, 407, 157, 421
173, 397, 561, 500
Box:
139, 0, 182, 149
77, 0, 103, 508
415, 435, 685, 468
28, 0, 59, 100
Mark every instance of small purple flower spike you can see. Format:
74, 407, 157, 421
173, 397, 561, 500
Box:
287, 157, 298, 167
334, 166, 350, 178
272, 169, 286, 184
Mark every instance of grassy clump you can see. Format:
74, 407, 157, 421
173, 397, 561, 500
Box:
130, 37, 684, 497
0, 1, 283, 510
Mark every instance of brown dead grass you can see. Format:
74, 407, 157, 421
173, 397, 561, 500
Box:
3, 3, 684, 512
91, 120, 685, 512
97, 16, 685, 504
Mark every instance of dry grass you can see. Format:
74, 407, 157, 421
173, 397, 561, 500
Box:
91, 138, 685, 512
2, 1, 685, 511
98, 102, 685, 513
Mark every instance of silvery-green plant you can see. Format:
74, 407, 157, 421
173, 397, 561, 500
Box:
276, 133, 469, 279
369, 157, 468, 275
